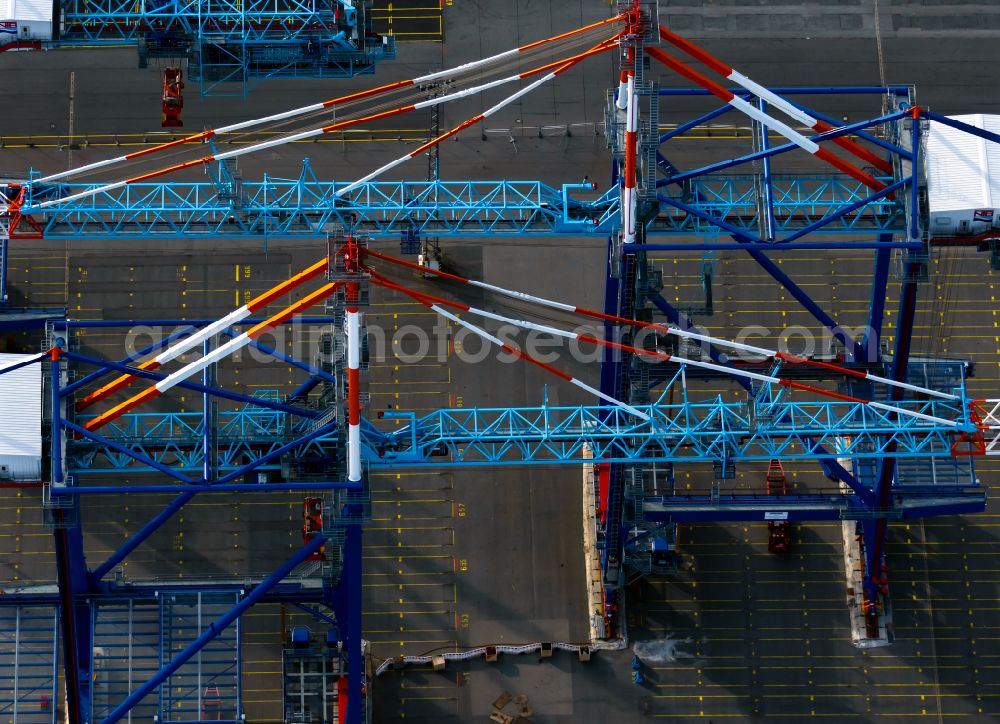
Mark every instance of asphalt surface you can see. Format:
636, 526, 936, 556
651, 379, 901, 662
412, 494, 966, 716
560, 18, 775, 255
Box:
2, 0, 1000, 722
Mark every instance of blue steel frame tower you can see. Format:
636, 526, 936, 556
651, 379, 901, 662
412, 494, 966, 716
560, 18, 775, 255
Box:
593, 4, 991, 639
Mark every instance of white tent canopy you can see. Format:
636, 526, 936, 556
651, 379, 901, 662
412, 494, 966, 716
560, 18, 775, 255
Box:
0, 353, 42, 481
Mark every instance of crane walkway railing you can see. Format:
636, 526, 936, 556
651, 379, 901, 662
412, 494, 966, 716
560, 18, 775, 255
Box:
15, 175, 902, 240
373, 397, 971, 467
68, 395, 978, 476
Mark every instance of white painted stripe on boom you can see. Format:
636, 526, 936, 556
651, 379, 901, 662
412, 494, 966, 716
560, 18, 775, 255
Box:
155, 332, 250, 393
33, 156, 130, 184
727, 71, 816, 127
864, 373, 959, 400
215, 102, 328, 134
570, 377, 650, 421
34, 181, 128, 209
213, 128, 324, 162
432, 305, 505, 346
467, 280, 577, 311
482, 72, 559, 119
414, 48, 521, 84
155, 307, 251, 365
472, 307, 575, 338
729, 96, 820, 154
868, 401, 958, 427
335, 155, 410, 197
413, 74, 522, 109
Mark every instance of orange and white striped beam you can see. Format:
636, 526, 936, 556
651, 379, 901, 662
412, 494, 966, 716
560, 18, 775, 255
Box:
658, 25, 893, 175
31, 38, 621, 210
644, 45, 887, 194
76, 257, 329, 413
29, 14, 626, 189
82, 281, 339, 432
332, 36, 621, 199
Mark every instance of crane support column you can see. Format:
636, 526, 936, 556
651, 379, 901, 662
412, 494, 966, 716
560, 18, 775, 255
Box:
49, 346, 94, 722
863, 107, 925, 637
328, 232, 371, 722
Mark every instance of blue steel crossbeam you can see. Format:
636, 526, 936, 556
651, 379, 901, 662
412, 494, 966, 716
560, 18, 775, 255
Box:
68, 408, 336, 475
67, 394, 989, 473
11, 174, 905, 242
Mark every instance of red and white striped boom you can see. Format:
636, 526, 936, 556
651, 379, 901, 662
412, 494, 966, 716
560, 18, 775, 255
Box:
644, 45, 887, 193
76, 257, 329, 411
28, 14, 625, 190
362, 249, 959, 411
657, 25, 893, 175
82, 277, 338, 431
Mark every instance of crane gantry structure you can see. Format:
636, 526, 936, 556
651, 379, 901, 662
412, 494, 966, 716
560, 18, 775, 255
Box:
2, 1, 1000, 721
6, 0, 395, 96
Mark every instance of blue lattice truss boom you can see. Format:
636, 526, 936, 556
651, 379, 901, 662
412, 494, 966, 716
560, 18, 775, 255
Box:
14, 172, 902, 243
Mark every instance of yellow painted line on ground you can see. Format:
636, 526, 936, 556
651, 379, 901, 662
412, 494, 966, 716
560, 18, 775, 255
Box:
363, 561, 451, 570
371, 498, 450, 504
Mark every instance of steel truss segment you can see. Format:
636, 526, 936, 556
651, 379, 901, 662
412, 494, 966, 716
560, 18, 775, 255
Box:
665, 176, 901, 236
976, 399, 1000, 455
371, 398, 973, 468
66, 395, 974, 476
60, 0, 344, 43
641, 491, 986, 523
68, 408, 334, 475
23, 175, 905, 239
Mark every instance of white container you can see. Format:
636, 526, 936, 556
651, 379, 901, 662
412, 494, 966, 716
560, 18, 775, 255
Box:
926, 113, 1000, 237
0, 353, 41, 481
0, 0, 52, 41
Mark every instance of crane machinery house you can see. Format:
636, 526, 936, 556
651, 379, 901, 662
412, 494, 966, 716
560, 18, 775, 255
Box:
0, 0, 51, 42
926, 114, 1000, 236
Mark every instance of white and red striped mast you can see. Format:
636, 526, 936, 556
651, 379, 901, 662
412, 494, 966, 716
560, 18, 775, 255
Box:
621, 70, 639, 245
343, 237, 364, 484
